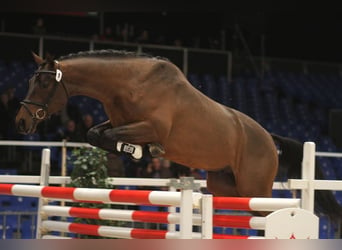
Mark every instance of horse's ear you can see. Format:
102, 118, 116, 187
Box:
31, 51, 43, 65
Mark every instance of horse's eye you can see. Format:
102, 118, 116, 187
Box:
34, 74, 49, 88
38, 80, 49, 89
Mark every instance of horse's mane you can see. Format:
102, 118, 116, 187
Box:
58, 49, 169, 61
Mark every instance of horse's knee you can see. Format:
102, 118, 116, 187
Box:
236, 173, 273, 198
206, 171, 238, 197
88, 127, 118, 151
87, 127, 101, 146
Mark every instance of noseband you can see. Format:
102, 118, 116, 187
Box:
20, 60, 69, 124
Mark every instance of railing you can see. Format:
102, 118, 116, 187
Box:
0, 32, 232, 81
2, 32, 342, 85
252, 56, 342, 75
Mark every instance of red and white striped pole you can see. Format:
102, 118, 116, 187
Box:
41, 205, 202, 225
42, 205, 268, 229
0, 184, 202, 207
41, 220, 203, 239
213, 214, 265, 229
213, 197, 300, 211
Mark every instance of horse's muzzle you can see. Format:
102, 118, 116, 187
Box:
16, 118, 28, 134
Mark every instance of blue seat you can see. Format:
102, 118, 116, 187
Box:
5, 215, 19, 231
3, 196, 37, 212
139, 205, 159, 212
223, 227, 234, 235
117, 185, 137, 190
0, 225, 14, 239
213, 227, 223, 234
1, 195, 14, 211
319, 216, 336, 239
246, 229, 259, 236
20, 215, 36, 239
236, 228, 258, 236
67, 217, 75, 222
20, 197, 38, 211
0, 169, 17, 175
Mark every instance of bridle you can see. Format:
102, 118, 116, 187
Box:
20, 60, 69, 125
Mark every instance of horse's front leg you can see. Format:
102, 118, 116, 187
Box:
87, 120, 165, 159
103, 120, 165, 159
86, 120, 118, 154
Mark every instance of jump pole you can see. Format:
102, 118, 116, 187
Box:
167, 184, 177, 232
201, 194, 213, 239
177, 177, 196, 239
36, 148, 50, 239
301, 142, 316, 213
60, 139, 68, 237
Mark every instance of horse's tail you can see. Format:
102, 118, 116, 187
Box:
270, 133, 342, 221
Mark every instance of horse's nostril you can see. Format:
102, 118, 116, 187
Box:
17, 119, 26, 132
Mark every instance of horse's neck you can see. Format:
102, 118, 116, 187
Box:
61, 59, 128, 102
60, 58, 148, 125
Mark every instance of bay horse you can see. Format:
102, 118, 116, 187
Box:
16, 50, 341, 220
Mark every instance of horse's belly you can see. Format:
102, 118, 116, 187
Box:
163, 133, 238, 171
162, 107, 274, 172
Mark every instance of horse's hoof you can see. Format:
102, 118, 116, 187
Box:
86, 128, 101, 146
148, 143, 165, 157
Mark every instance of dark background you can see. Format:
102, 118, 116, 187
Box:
1, 11, 342, 63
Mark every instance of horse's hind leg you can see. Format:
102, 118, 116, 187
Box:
235, 137, 278, 219
236, 147, 277, 199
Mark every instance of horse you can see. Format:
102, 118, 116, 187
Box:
14, 50, 342, 220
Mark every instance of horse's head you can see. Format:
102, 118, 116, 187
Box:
15, 52, 69, 134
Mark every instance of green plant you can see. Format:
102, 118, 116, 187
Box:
66, 147, 124, 238
69, 147, 110, 189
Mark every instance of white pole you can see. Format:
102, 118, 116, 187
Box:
201, 194, 213, 239
168, 185, 177, 232
180, 188, 193, 238
179, 177, 194, 239
36, 148, 51, 239
301, 142, 316, 213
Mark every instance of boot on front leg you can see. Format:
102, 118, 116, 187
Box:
115, 142, 165, 160
101, 121, 166, 159
116, 141, 143, 160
